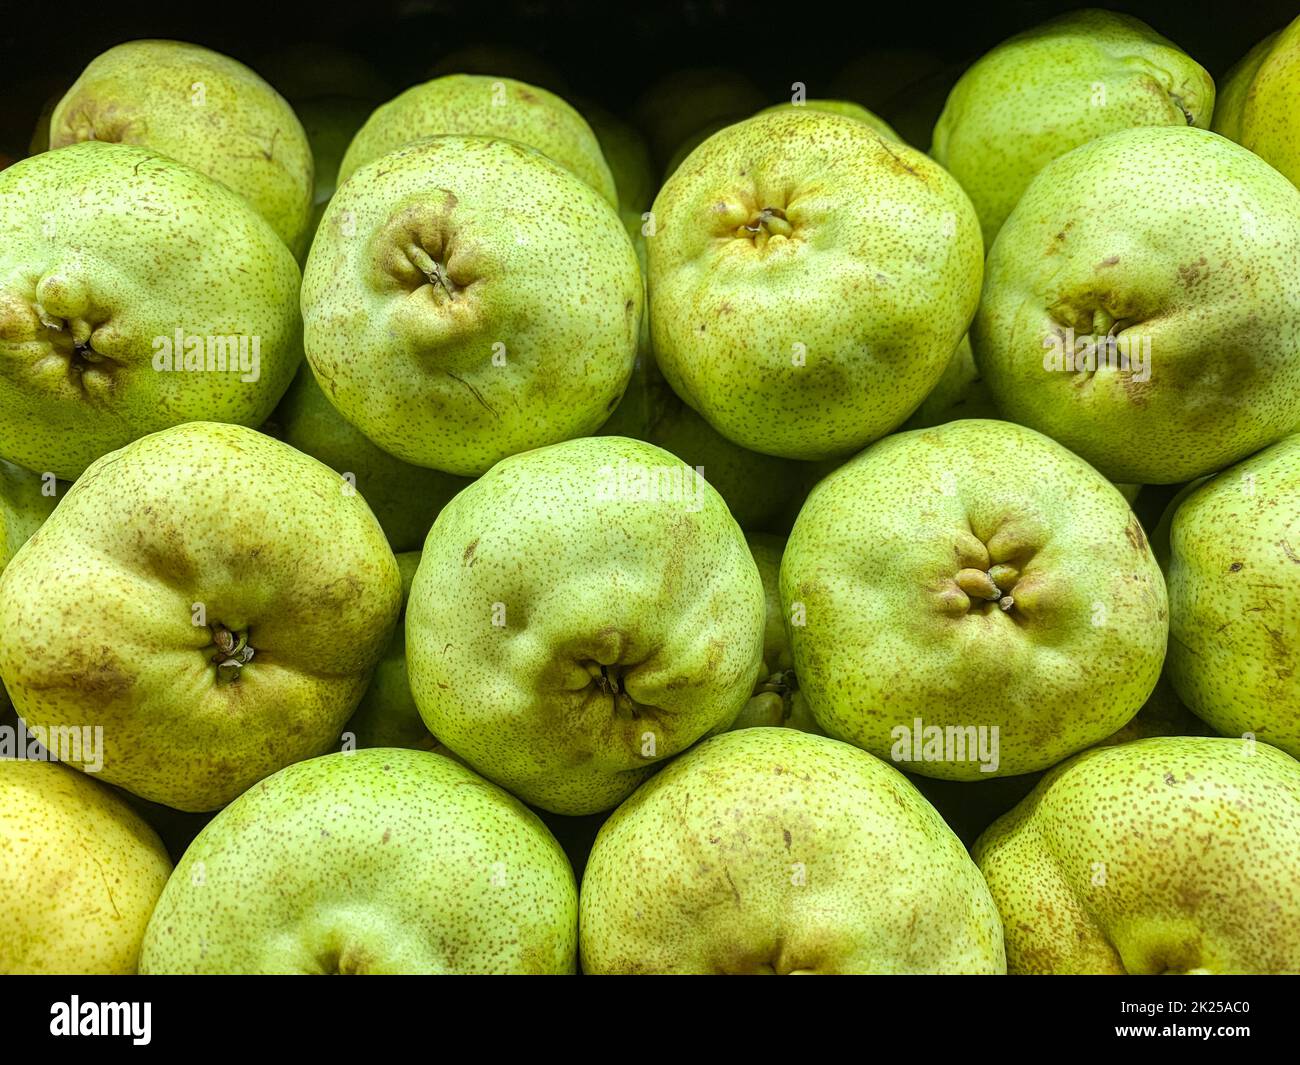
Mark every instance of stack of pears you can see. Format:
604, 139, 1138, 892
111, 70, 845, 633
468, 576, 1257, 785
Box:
2, 11, 1299, 977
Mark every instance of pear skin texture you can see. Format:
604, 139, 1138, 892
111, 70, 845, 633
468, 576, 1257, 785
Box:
50, 40, 314, 256
579, 729, 1005, 974
1164, 434, 1300, 756
302, 136, 642, 477
931, 10, 1214, 248
337, 74, 616, 206
0, 141, 302, 480
648, 108, 983, 461
1214, 19, 1300, 190
406, 435, 766, 815
781, 419, 1168, 779
973, 125, 1300, 485
342, 551, 436, 751
140, 749, 577, 974
273, 362, 470, 551
0, 460, 63, 572
0, 759, 171, 974
974, 736, 1300, 974
757, 99, 901, 142
0, 422, 401, 811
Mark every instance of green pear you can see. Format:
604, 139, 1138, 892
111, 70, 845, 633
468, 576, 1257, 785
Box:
1214, 18, 1300, 191
757, 98, 900, 141
342, 551, 434, 751
648, 109, 982, 461
1163, 433, 1299, 756
973, 125, 1300, 485
50, 40, 314, 255
0, 422, 401, 811
337, 74, 615, 205
0, 460, 64, 571
0, 759, 171, 974
730, 533, 821, 732
781, 419, 1168, 780
140, 748, 577, 973
932, 11, 1213, 247
271, 363, 469, 551
664, 99, 902, 184
579, 728, 1005, 974
634, 67, 765, 168
0, 141, 301, 480
303, 136, 641, 477
406, 435, 765, 815
975, 736, 1300, 973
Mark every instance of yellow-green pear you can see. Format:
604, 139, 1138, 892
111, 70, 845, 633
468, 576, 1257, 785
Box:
932, 10, 1213, 247
781, 419, 1168, 779
0, 141, 301, 479
303, 136, 641, 477
580, 729, 1005, 974
0, 460, 63, 571
342, 551, 434, 751
406, 436, 765, 815
337, 74, 615, 205
1, 759, 171, 974
757, 98, 900, 140
1214, 18, 1300, 190
271, 363, 469, 551
50, 40, 314, 255
140, 749, 577, 974
0, 422, 401, 811
649, 109, 982, 461
975, 736, 1300, 973
1164, 433, 1299, 756
973, 125, 1300, 484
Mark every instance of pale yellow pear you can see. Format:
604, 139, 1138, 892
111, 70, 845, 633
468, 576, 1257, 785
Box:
141, 749, 577, 973
0, 422, 401, 811
0, 759, 171, 974
1214, 18, 1300, 191
337, 74, 615, 205
50, 40, 314, 255
975, 736, 1300, 973
580, 729, 1005, 974
649, 109, 982, 461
